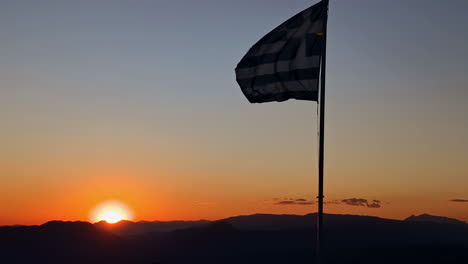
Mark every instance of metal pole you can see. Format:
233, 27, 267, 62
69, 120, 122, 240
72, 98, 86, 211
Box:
317, 0, 329, 262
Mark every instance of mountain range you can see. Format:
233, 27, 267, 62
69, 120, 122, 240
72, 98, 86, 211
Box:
1, 213, 467, 264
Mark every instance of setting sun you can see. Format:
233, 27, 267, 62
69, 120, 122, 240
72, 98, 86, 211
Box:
90, 201, 134, 223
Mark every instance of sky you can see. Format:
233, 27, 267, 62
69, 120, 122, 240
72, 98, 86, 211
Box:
1, 0, 468, 225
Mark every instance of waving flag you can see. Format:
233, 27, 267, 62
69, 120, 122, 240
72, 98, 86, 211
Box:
235, 1, 327, 103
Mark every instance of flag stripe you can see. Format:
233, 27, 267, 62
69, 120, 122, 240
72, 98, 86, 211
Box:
243, 90, 319, 103
256, 31, 288, 44
235, 56, 320, 79
246, 41, 288, 57
237, 68, 320, 88
237, 44, 321, 69
246, 79, 319, 93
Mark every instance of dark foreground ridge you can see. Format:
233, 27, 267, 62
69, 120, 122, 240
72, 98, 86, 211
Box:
1, 213, 467, 264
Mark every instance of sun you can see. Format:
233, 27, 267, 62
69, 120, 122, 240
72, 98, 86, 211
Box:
90, 200, 134, 223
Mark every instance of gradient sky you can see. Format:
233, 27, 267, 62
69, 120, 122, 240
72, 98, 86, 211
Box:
1, 0, 468, 225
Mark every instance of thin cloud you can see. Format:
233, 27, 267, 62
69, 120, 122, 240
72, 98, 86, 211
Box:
274, 198, 315, 205
367, 202, 381, 208
276, 201, 296, 205
450, 199, 468, 203
272, 197, 381, 207
341, 198, 382, 208
342, 198, 368, 206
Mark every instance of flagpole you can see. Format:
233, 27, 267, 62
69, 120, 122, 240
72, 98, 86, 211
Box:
317, 0, 329, 262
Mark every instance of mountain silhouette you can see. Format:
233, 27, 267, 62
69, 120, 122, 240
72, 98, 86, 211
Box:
94, 219, 210, 236
2, 213, 467, 263
94, 212, 467, 234
405, 213, 467, 225
0, 221, 133, 263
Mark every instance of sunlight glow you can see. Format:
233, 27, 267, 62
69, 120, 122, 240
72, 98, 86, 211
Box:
90, 200, 134, 223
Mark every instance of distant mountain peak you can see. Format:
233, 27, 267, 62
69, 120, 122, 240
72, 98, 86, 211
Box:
404, 214, 466, 225
41, 220, 95, 229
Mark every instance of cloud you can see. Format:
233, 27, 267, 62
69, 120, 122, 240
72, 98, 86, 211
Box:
342, 198, 368, 206
271, 197, 382, 208
341, 198, 381, 208
276, 201, 297, 205
450, 199, 468, 203
367, 202, 381, 208
274, 198, 315, 205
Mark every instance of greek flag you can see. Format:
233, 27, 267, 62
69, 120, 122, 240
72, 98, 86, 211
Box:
235, 1, 327, 103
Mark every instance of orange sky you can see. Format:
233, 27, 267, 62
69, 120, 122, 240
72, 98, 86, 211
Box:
1, 151, 467, 225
